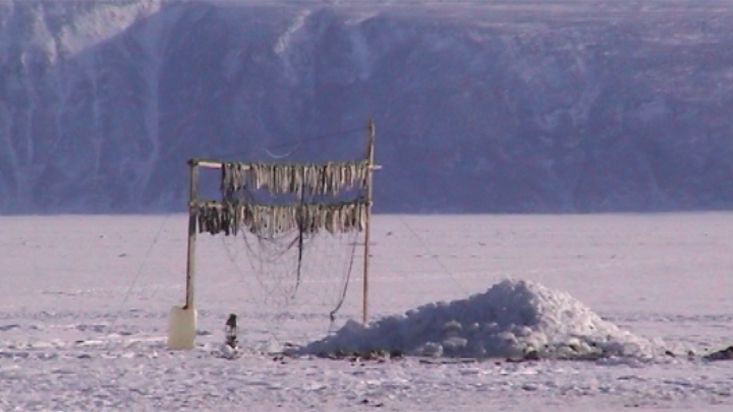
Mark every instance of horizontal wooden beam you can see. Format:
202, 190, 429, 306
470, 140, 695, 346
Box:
189, 198, 370, 209
189, 158, 382, 170
189, 159, 229, 169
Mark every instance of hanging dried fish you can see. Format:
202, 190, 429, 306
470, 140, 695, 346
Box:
195, 199, 368, 238
220, 161, 369, 197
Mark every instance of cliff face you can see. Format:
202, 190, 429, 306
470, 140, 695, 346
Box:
2, 1, 733, 213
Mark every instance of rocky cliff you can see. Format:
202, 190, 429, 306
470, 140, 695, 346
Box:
2, 0, 732, 213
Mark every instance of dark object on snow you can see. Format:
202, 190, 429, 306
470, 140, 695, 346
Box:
225, 314, 238, 349
359, 398, 384, 408
704, 346, 733, 361
506, 350, 541, 363
523, 350, 540, 361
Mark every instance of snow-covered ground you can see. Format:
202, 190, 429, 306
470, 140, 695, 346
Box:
1, 213, 732, 410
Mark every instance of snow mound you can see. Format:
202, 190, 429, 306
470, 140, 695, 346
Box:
303, 279, 660, 360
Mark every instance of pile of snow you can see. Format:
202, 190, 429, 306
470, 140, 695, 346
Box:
303, 279, 660, 360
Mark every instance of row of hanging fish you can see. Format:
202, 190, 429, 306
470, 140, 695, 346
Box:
221, 161, 369, 197
196, 200, 368, 237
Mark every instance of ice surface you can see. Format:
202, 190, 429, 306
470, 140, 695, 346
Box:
1, 213, 733, 411
304, 279, 659, 360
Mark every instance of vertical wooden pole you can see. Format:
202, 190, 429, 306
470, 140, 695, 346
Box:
184, 160, 198, 309
296, 169, 306, 289
362, 119, 375, 325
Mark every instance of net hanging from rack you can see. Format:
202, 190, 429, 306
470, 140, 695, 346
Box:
196, 160, 368, 327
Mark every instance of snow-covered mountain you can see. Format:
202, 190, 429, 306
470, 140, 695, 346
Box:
2, 0, 733, 213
